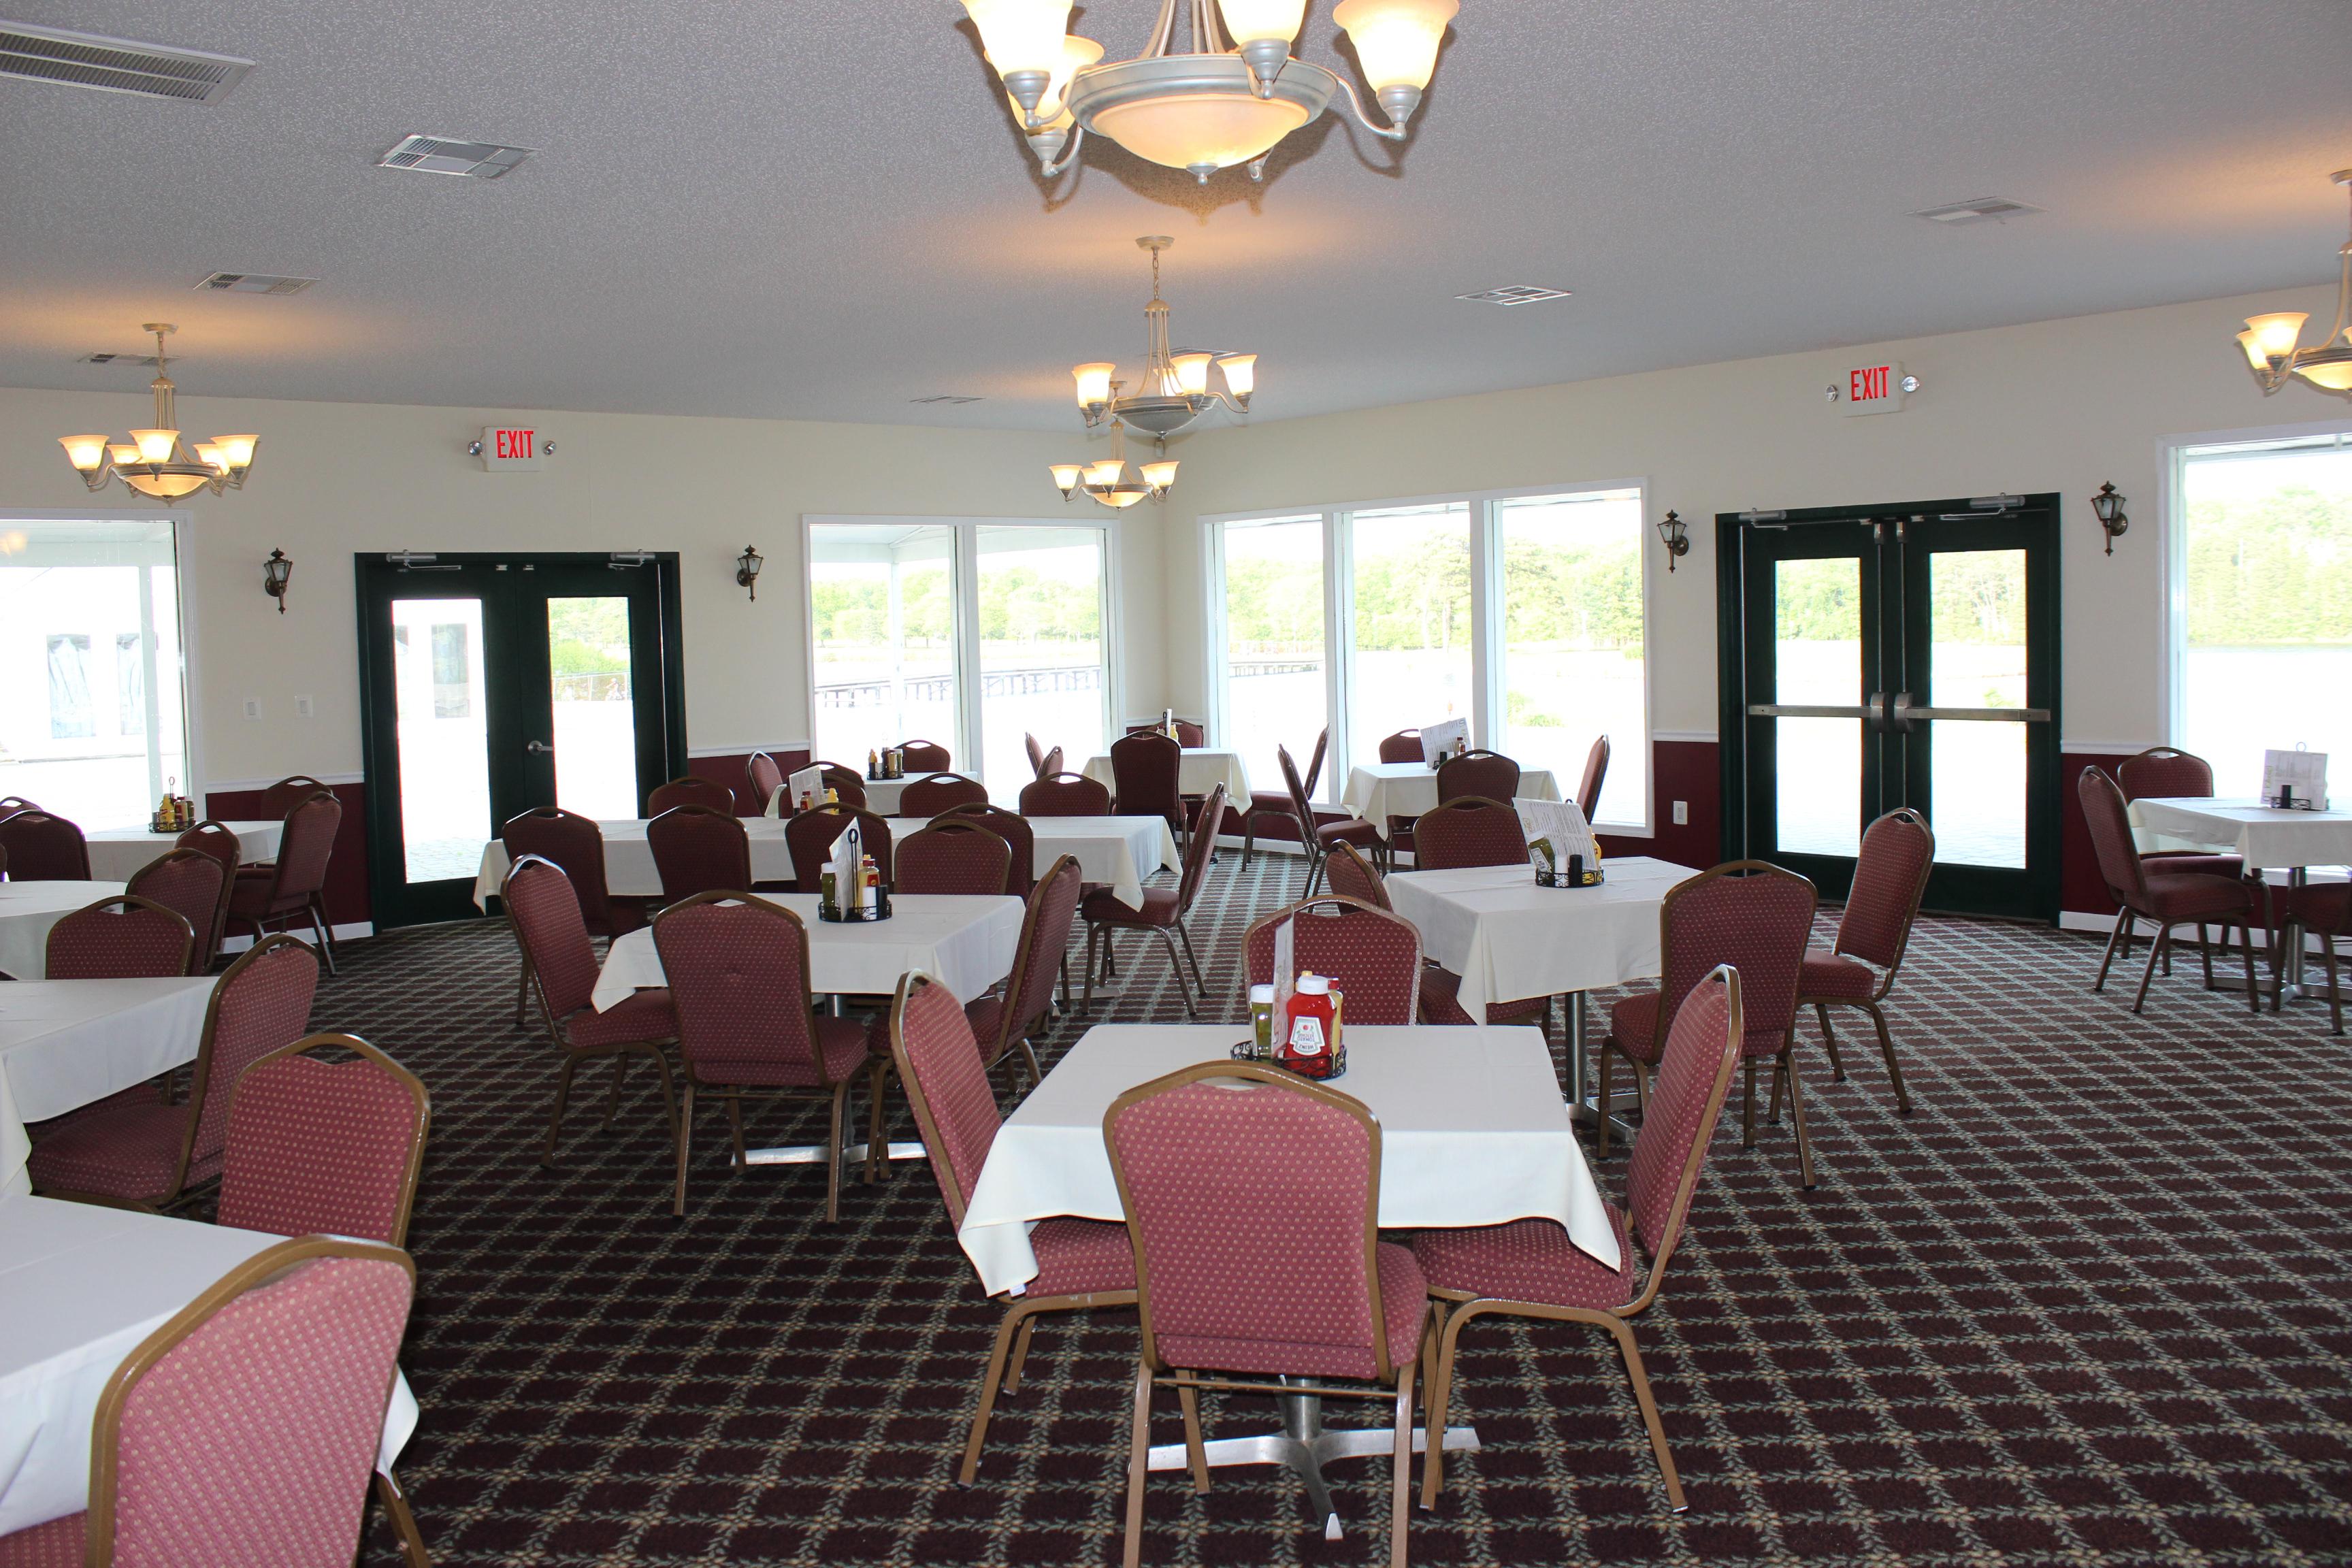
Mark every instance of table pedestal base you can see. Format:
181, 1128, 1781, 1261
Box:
1563, 993, 1638, 1143
743, 1140, 925, 1166
1144, 1383, 1476, 1538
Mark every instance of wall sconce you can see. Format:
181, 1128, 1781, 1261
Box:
262, 548, 292, 613
735, 544, 764, 600
2089, 483, 2128, 555
1656, 510, 1689, 572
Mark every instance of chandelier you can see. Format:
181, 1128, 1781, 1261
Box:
57, 325, 258, 502
2238, 170, 2352, 397
960, 0, 1458, 185
1049, 237, 1254, 508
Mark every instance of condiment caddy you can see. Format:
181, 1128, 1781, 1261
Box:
817, 853, 892, 922
149, 783, 195, 834
1232, 972, 1346, 1080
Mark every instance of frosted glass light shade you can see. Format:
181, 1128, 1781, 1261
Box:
1085, 458, 1125, 487
2236, 328, 2267, 368
1073, 361, 1115, 407
1050, 463, 1085, 493
59, 434, 108, 471
1215, 353, 1256, 398
2243, 312, 2308, 360
194, 442, 227, 472
2296, 354, 2352, 391
959, 0, 1074, 83
1100, 486, 1149, 508
1088, 89, 1311, 172
130, 428, 179, 463
1171, 352, 1213, 395
1216, 0, 1307, 46
1333, 0, 1458, 90
121, 470, 211, 500
214, 434, 259, 470
1140, 459, 1179, 490
109, 444, 140, 467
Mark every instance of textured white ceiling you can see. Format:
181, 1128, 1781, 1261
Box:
0, 0, 2347, 431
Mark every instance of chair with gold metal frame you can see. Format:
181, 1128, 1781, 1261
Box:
217, 1033, 431, 1249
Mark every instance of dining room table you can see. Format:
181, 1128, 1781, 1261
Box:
1079, 746, 1253, 802
0, 880, 129, 981
887, 813, 1177, 906
768, 774, 924, 817
471, 815, 798, 907
1339, 762, 1564, 838
2127, 794, 2352, 998
1383, 855, 1693, 1132
0, 976, 216, 1197
958, 1020, 1610, 1531
81, 819, 283, 883
0, 1193, 418, 1537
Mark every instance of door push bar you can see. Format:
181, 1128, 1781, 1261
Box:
1748, 693, 2051, 732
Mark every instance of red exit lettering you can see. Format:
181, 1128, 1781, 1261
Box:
1849, 365, 1889, 402
495, 429, 535, 460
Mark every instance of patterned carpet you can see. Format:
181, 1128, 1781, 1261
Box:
305, 852, 2352, 1568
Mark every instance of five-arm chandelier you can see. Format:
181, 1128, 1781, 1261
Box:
56, 325, 258, 502
959, 0, 1459, 185
2238, 170, 2352, 397
1050, 236, 1253, 509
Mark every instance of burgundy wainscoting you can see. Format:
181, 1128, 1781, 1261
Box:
685, 748, 812, 817
204, 781, 373, 932
2060, 752, 2136, 920
1599, 738, 1720, 872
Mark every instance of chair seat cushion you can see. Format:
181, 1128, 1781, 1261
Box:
1315, 817, 1385, 851
694, 1014, 872, 1088
1409, 1206, 1637, 1312
563, 988, 679, 1049
1028, 1217, 1137, 1296
1082, 885, 1179, 926
27, 1099, 202, 1203
1154, 1243, 1426, 1382
2280, 882, 2350, 932
1417, 967, 1544, 1026
24, 1082, 164, 1140
2142, 851, 2243, 881
0, 1510, 85, 1567
226, 866, 297, 918
1607, 990, 1662, 1062
1799, 951, 1878, 1001
1245, 790, 1298, 816
2142, 872, 2255, 922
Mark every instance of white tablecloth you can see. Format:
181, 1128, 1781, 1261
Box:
2127, 796, 2352, 870
768, 776, 924, 817
1341, 763, 1564, 839
885, 815, 1177, 908
82, 820, 282, 883
592, 893, 1024, 1012
0, 1195, 416, 1536
958, 1023, 1615, 1296
0, 977, 216, 1194
0, 882, 129, 981
1386, 855, 1692, 1016
472, 817, 798, 906
1081, 748, 1252, 803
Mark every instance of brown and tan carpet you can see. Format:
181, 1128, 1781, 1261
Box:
299, 855, 2352, 1567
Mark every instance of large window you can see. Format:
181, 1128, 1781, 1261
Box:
808, 518, 1112, 791
1209, 483, 1652, 832
2172, 431, 2352, 797
0, 519, 191, 828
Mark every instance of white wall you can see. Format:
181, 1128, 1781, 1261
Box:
0, 389, 1166, 791
1154, 284, 2350, 751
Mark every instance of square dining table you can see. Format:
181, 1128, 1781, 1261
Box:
2127, 795, 2352, 997
82, 819, 282, 883
887, 814, 1177, 906
1080, 747, 1253, 802
0, 881, 127, 981
1339, 764, 1564, 838
471, 815, 797, 907
0, 977, 216, 1194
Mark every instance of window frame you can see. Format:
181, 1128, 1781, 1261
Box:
1201, 478, 1654, 834
800, 512, 1123, 787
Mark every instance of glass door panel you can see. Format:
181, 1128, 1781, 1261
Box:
1773, 557, 1865, 858
546, 595, 641, 821
809, 523, 958, 772
1220, 517, 1326, 798
975, 525, 1107, 791
1923, 550, 2027, 868
390, 597, 492, 885
1347, 503, 1471, 766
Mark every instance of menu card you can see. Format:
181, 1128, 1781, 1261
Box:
827, 821, 872, 912
1419, 717, 1469, 765
2261, 747, 2329, 811
1517, 798, 1597, 872
787, 764, 826, 810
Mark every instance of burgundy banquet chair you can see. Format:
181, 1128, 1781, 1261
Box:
0, 808, 91, 880
1409, 796, 1527, 870
1019, 771, 1110, 817
258, 773, 333, 819
783, 804, 893, 892
896, 738, 952, 772
504, 806, 640, 1022
1107, 731, 1186, 851
2079, 767, 2260, 1015
1355, 807, 1552, 1034
2116, 745, 2252, 959
1375, 730, 1422, 764
1282, 742, 1388, 899
1435, 748, 1520, 806
129, 847, 231, 973
1238, 726, 1324, 869
647, 804, 752, 901
900, 771, 990, 816
747, 750, 787, 813
1083, 785, 1226, 1018
226, 790, 342, 973
1796, 806, 1935, 1112
1024, 732, 1047, 780
648, 774, 738, 815
1241, 895, 1424, 1024
952, 855, 1083, 1094
44, 894, 195, 979
1577, 734, 1612, 821
895, 821, 1013, 896
2265, 877, 2352, 1032
216, 1032, 431, 1248
939, 801, 1036, 896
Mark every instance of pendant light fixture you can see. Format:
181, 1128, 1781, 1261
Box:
57, 325, 258, 503
2238, 171, 2352, 397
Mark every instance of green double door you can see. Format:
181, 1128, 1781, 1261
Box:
1718, 497, 2061, 921
355, 553, 686, 928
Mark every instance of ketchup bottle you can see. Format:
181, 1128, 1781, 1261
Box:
1280, 973, 1339, 1080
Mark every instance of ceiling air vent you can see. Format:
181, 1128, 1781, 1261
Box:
0, 21, 250, 103
909, 394, 985, 405
196, 272, 315, 295
1911, 197, 2042, 225
376, 135, 533, 178
1455, 285, 1573, 306
80, 351, 164, 367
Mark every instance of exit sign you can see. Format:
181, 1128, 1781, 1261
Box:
1838, 361, 1907, 416
479, 425, 543, 470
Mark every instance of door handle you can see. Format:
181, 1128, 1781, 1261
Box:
1865, 691, 1888, 733
525, 740, 555, 755
1744, 703, 1878, 719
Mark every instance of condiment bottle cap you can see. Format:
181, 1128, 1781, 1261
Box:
1249, 984, 1273, 1002
1296, 973, 1330, 994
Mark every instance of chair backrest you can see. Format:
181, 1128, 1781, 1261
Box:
2078, 766, 2149, 906
1108, 732, 1183, 826
84, 1235, 415, 1568
1301, 726, 1330, 798
1105, 1062, 1396, 1381
1652, 861, 1814, 1051
647, 805, 752, 900
1277, 743, 1318, 846
217, 1034, 430, 1248
1411, 796, 1528, 869
1024, 733, 1046, 779
1577, 734, 1612, 821
502, 807, 617, 932
258, 775, 331, 819
0, 808, 91, 879
0, 794, 37, 817
174, 819, 242, 872
1622, 966, 1744, 1309
1322, 842, 1388, 908
1241, 896, 1423, 1024
900, 772, 990, 816
263, 792, 342, 903
184, 936, 323, 1184
1376, 729, 1422, 764
986, 855, 1083, 1061
1019, 772, 1111, 817
2116, 746, 2215, 803
1173, 785, 1227, 915
896, 821, 1013, 895
1041, 744, 1065, 779
784, 805, 894, 892
503, 855, 602, 1022
814, 762, 868, 808
939, 802, 1036, 895
653, 893, 837, 1085
46, 894, 195, 979
1127, 720, 1206, 747
1835, 808, 1936, 973
125, 850, 229, 973
649, 775, 736, 816
887, 973, 1003, 1228
747, 751, 786, 812
1437, 748, 1520, 805
897, 739, 952, 772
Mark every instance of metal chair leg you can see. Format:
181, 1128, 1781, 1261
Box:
375, 1469, 432, 1565
1122, 1359, 1152, 1568
1863, 1002, 1912, 1114
1813, 1002, 1846, 1080
2093, 911, 2132, 991
539, 1056, 582, 1167
1782, 1043, 1818, 1189
600, 1051, 630, 1129
1159, 928, 1198, 1018
1603, 1314, 1686, 1512
2132, 923, 2170, 1013
1175, 920, 1207, 996
671, 1082, 696, 1217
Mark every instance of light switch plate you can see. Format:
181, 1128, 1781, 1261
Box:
295, 695, 314, 719
1672, 800, 1688, 825
242, 698, 261, 720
